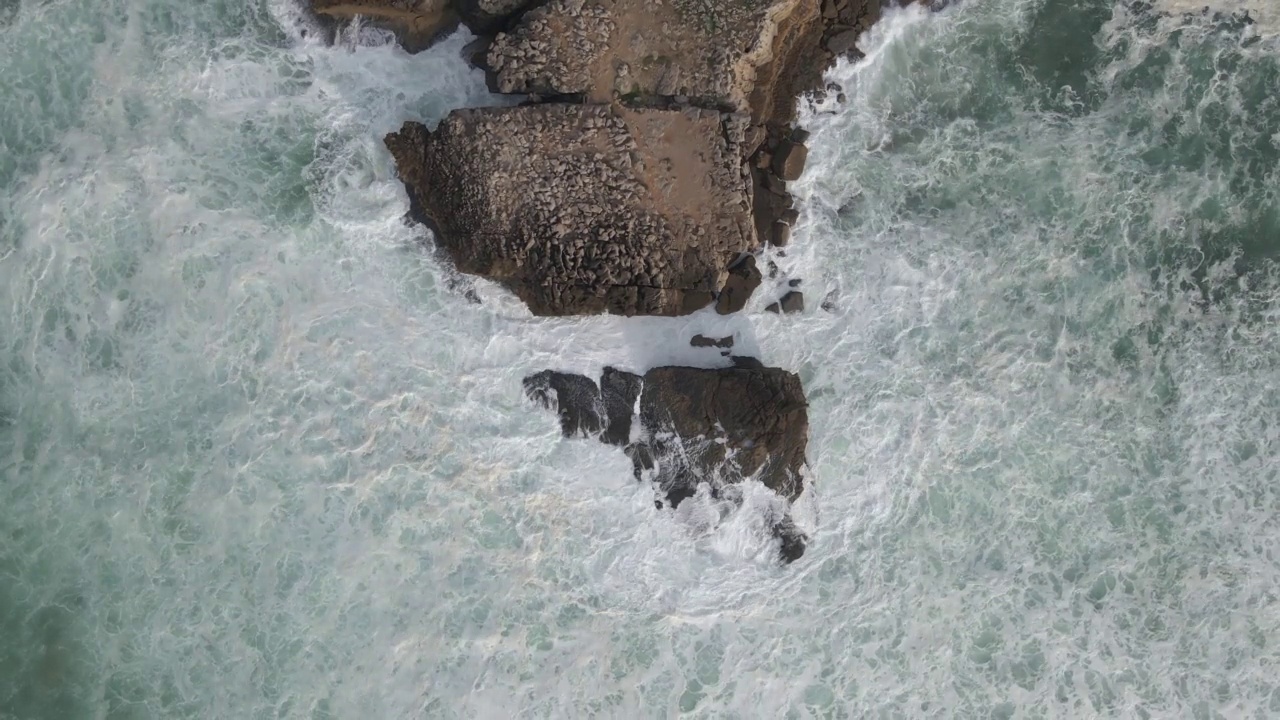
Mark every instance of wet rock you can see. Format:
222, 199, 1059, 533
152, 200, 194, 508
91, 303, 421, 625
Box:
715, 255, 763, 315
771, 140, 809, 181
453, 0, 537, 32
825, 28, 861, 56
483, 0, 831, 125
386, 104, 759, 316
766, 291, 805, 314
522, 370, 605, 439
599, 367, 643, 446
690, 335, 735, 349
523, 364, 811, 562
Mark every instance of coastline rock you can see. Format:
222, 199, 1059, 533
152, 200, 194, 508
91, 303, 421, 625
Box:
766, 290, 805, 314
454, 0, 538, 32
715, 255, 763, 315
690, 335, 734, 349
523, 364, 810, 561
771, 139, 808, 181
309, 0, 460, 53
386, 103, 758, 316
484, 0, 841, 127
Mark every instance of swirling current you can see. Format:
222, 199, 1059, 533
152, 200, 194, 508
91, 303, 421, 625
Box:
1, 0, 1278, 717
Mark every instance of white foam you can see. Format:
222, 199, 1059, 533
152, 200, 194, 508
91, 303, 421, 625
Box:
2, 0, 1279, 717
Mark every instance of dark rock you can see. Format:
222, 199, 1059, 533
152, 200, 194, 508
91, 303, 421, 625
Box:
770, 221, 792, 247
716, 255, 762, 315
638, 366, 808, 501
454, 0, 537, 32
691, 335, 735, 349
821, 289, 839, 312
766, 291, 805, 314
771, 140, 809, 181
523, 364, 811, 562
825, 28, 860, 56
731, 356, 766, 370
523, 370, 604, 438
599, 367, 643, 446
773, 515, 807, 562
764, 171, 789, 196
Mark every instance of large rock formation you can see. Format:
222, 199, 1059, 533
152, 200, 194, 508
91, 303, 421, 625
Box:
385, 103, 758, 315
524, 365, 810, 561
311, 0, 885, 318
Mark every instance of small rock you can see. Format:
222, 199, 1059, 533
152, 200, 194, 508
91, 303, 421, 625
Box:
826, 29, 860, 56
771, 140, 808, 181
766, 291, 805, 314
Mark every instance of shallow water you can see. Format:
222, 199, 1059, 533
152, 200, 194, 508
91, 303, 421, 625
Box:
1, 0, 1278, 717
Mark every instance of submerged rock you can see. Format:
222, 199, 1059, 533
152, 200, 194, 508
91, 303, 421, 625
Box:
523, 364, 810, 562
386, 104, 759, 316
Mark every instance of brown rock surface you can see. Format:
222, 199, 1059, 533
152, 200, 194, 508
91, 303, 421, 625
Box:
385, 103, 758, 316
454, 0, 538, 32
638, 366, 808, 501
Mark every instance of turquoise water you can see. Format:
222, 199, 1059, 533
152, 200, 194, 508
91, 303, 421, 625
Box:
1, 0, 1278, 717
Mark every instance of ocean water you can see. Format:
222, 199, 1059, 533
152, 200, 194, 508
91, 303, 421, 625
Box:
1, 0, 1278, 717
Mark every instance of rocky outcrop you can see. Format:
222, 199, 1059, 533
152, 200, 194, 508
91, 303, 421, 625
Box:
309, 0, 541, 48
386, 104, 757, 315
305, 0, 885, 561
485, 0, 817, 117
524, 365, 810, 562
309, 0, 460, 52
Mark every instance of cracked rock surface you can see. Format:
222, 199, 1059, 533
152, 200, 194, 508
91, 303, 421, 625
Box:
524, 365, 809, 561
385, 103, 759, 316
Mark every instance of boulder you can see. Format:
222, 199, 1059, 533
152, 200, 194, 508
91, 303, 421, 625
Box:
766, 290, 805, 314
690, 335, 734, 349
715, 255, 763, 315
771, 140, 808, 181
386, 104, 759, 316
523, 364, 811, 562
